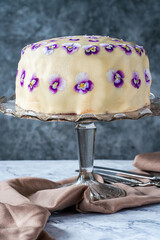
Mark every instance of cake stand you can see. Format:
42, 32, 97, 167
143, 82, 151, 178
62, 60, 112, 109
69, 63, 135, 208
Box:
0, 93, 159, 200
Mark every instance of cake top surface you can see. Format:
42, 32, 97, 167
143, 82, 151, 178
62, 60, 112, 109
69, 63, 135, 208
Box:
21, 35, 146, 57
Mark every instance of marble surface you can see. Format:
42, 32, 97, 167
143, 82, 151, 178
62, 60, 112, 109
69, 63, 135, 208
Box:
0, 159, 160, 240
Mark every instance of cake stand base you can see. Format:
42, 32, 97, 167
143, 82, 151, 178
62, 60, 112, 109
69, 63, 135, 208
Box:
75, 174, 125, 200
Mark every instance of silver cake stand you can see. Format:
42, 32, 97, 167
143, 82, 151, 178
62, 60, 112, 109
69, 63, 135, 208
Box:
0, 94, 159, 200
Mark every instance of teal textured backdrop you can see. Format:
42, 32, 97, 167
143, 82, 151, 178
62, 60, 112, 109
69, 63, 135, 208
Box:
0, 0, 160, 160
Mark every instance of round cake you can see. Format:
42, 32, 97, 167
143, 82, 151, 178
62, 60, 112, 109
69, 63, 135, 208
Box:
15, 35, 152, 115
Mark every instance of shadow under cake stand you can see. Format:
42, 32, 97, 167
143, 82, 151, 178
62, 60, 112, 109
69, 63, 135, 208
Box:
0, 94, 159, 200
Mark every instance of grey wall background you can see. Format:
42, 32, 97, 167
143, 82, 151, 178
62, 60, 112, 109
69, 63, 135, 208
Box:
0, 0, 160, 160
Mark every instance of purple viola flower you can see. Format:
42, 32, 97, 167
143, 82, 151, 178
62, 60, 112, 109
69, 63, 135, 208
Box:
31, 43, 42, 50
49, 39, 57, 42
100, 43, 116, 52
49, 74, 66, 94
107, 69, 124, 88
62, 43, 80, 54
31, 41, 47, 51
133, 45, 144, 56
118, 44, 132, 55
57, 36, 67, 39
111, 38, 120, 42
21, 45, 30, 55
131, 72, 141, 89
16, 69, 18, 78
28, 75, 39, 92
83, 45, 100, 55
144, 69, 151, 86
20, 69, 26, 87
84, 35, 99, 39
43, 43, 59, 55
21, 48, 25, 55
21, 47, 26, 55
89, 39, 99, 42
74, 72, 94, 94
69, 38, 80, 41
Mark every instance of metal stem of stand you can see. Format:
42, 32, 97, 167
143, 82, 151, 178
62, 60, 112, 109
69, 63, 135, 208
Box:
75, 122, 126, 200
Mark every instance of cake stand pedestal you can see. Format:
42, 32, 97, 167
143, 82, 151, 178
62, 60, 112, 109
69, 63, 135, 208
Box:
74, 122, 125, 199
0, 94, 159, 200
57, 122, 125, 199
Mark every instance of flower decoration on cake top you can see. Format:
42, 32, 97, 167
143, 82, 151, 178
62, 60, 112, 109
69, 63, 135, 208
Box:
49, 74, 66, 94
43, 43, 59, 55
107, 69, 124, 88
118, 44, 132, 55
133, 45, 144, 56
62, 43, 81, 54
21, 45, 28, 55
131, 72, 141, 89
84, 35, 99, 39
20, 69, 26, 87
89, 39, 99, 42
49, 39, 57, 42
144, 69, 151, 86
31, 42, 47, 51
20, 36, 148, 59
100, 43, 116, 52
69, 38, 80, 41
74, 72, 94, 94
83, 45, 100, 55
111, 38, 121, 42
28, 75, 39, 92
57, 36, 68, 39
21, 48, 25, 55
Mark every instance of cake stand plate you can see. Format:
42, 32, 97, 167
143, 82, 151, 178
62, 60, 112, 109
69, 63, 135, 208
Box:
0, 94, 160, 123
0, 94, 159, 201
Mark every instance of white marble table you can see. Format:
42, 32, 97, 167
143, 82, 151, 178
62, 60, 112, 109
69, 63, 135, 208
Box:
0, 160, 160, 240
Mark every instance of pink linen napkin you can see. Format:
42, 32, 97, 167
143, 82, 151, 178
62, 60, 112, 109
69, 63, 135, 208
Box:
0, 174, 160, 240
133, 151, 160, 172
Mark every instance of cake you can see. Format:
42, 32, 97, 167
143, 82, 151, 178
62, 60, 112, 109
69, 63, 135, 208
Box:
15, 35, 152, 115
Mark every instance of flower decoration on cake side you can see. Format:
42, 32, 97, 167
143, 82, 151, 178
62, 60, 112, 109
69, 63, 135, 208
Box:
31, 42, 47, 51
83, 45, 100, 55
49, 74, 66, 94
131, 72, 141, 89
74, 72, 94, 94
43, 43, 59, 55
62, 43, 81, 54
144, 69, 151, 86
89, 39, 99, 42
20, 69, 26, 87
28, 75, 39, 92
69, 38, 80, 41
107, 70, 124, 88
100, 43, 116, 52
118, 44, 132, 55
133, 45, 144, 56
